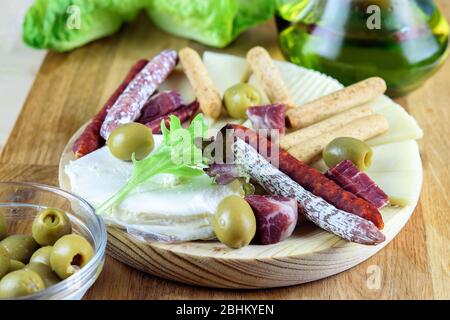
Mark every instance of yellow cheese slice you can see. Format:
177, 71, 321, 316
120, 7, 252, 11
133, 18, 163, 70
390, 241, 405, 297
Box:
248, 60, 343, 106
367, 140, 422, 173
159, 68, 196, 103
367, 101, 424, 146
366, 170, 422, 206
203, 51, 250, 97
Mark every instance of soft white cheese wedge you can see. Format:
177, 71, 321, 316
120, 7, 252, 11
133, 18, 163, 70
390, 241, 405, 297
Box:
65, 135, 243, 241
203, 51, 250, 96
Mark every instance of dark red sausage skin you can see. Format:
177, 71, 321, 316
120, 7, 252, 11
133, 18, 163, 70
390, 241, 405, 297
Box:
145, 100, 199, 134
224, 124, 384, 229
72, 59, 149, 158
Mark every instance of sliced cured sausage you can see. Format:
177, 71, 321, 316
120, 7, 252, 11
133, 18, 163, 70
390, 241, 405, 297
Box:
100, 50, 178, 139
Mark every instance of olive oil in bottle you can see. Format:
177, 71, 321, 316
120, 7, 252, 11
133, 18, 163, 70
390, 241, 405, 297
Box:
276, 0, 449, 96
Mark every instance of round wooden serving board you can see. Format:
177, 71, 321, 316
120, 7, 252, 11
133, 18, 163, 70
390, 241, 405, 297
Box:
58, 123, 421, 289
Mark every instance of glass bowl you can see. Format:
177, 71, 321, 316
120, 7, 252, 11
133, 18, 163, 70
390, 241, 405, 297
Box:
0, 181, 106, 300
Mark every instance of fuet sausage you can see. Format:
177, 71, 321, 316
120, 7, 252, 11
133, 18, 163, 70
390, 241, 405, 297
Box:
233, 139, 385, 245
72, 59, 148, 158
100, 50, 178, 139
223, 124, 384, 229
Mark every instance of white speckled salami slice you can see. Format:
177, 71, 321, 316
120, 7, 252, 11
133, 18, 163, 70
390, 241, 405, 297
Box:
100, 50, 178, 139
233, 139, 385, 245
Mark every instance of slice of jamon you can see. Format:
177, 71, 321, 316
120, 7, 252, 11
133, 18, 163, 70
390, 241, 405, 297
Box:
246, 104, 286, 135
245, 195, 298, 245
326, 160, 389, 209
144, 100, 199, 134
137, 91, 183, 124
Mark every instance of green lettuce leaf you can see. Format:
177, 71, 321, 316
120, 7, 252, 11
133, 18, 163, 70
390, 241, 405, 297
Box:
23, 0, 144, 52
146, 0, 276, 48
96, 114, 208, 215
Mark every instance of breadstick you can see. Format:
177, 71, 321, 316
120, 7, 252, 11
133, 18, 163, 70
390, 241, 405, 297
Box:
179, 47, 222, 119
280, 105, 373, 150
287, 77, 387, 129
246, 46, 293, 107
288, 114, 389, 163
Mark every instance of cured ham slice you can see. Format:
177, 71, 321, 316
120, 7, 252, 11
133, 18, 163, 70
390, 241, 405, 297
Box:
245, 195, 298, 245
144, 100, 199, 134
326, 160, 389, 209
246, 104, 286, 135
137, 91, 183, 124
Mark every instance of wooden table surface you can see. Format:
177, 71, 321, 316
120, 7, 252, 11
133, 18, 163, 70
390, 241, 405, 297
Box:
1, 3, 449, 299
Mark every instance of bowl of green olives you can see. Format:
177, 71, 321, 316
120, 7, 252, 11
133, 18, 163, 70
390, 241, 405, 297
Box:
0, 182, 106, 300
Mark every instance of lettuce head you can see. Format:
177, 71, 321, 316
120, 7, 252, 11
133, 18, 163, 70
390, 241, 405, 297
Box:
146, 0, 276, 48
23, 0, 144, 52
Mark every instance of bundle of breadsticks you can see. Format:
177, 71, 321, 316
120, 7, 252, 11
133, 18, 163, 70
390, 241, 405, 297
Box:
177, 46, 389, 164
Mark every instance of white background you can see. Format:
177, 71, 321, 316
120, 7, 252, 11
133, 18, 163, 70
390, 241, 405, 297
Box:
0, 0, 46, 149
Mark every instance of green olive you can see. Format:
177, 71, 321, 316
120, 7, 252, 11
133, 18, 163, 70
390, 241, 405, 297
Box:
0, 235, 39, 264
213, 195, 256, 249
0, 213, 6, 240
50, 234, 94, 279
0, 269, 45, 298
224, 83, 262, 119
8, 260, 25, 272
107, 123, 154, 161
323, 137, 373, 171
30, 246, 53, 266
0, 245, 10, 279
25, 263, 60, 287
32, 208, 72, 246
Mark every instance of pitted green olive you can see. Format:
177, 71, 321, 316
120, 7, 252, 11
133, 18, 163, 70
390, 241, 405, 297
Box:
32, 208, 72, 246
323, 137, 373, 171
25, 262, 60, 287
213, 195, 256, 249
107, 123, 154, 161
50, 234, 94, 279
0, 245, 10, 279
8, 260, 25, 272
224, 83, 262, 119
0, 269, 45, 298
0, 213, 6, 241
30, 246, 53, 266
0, 235, 39, 264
